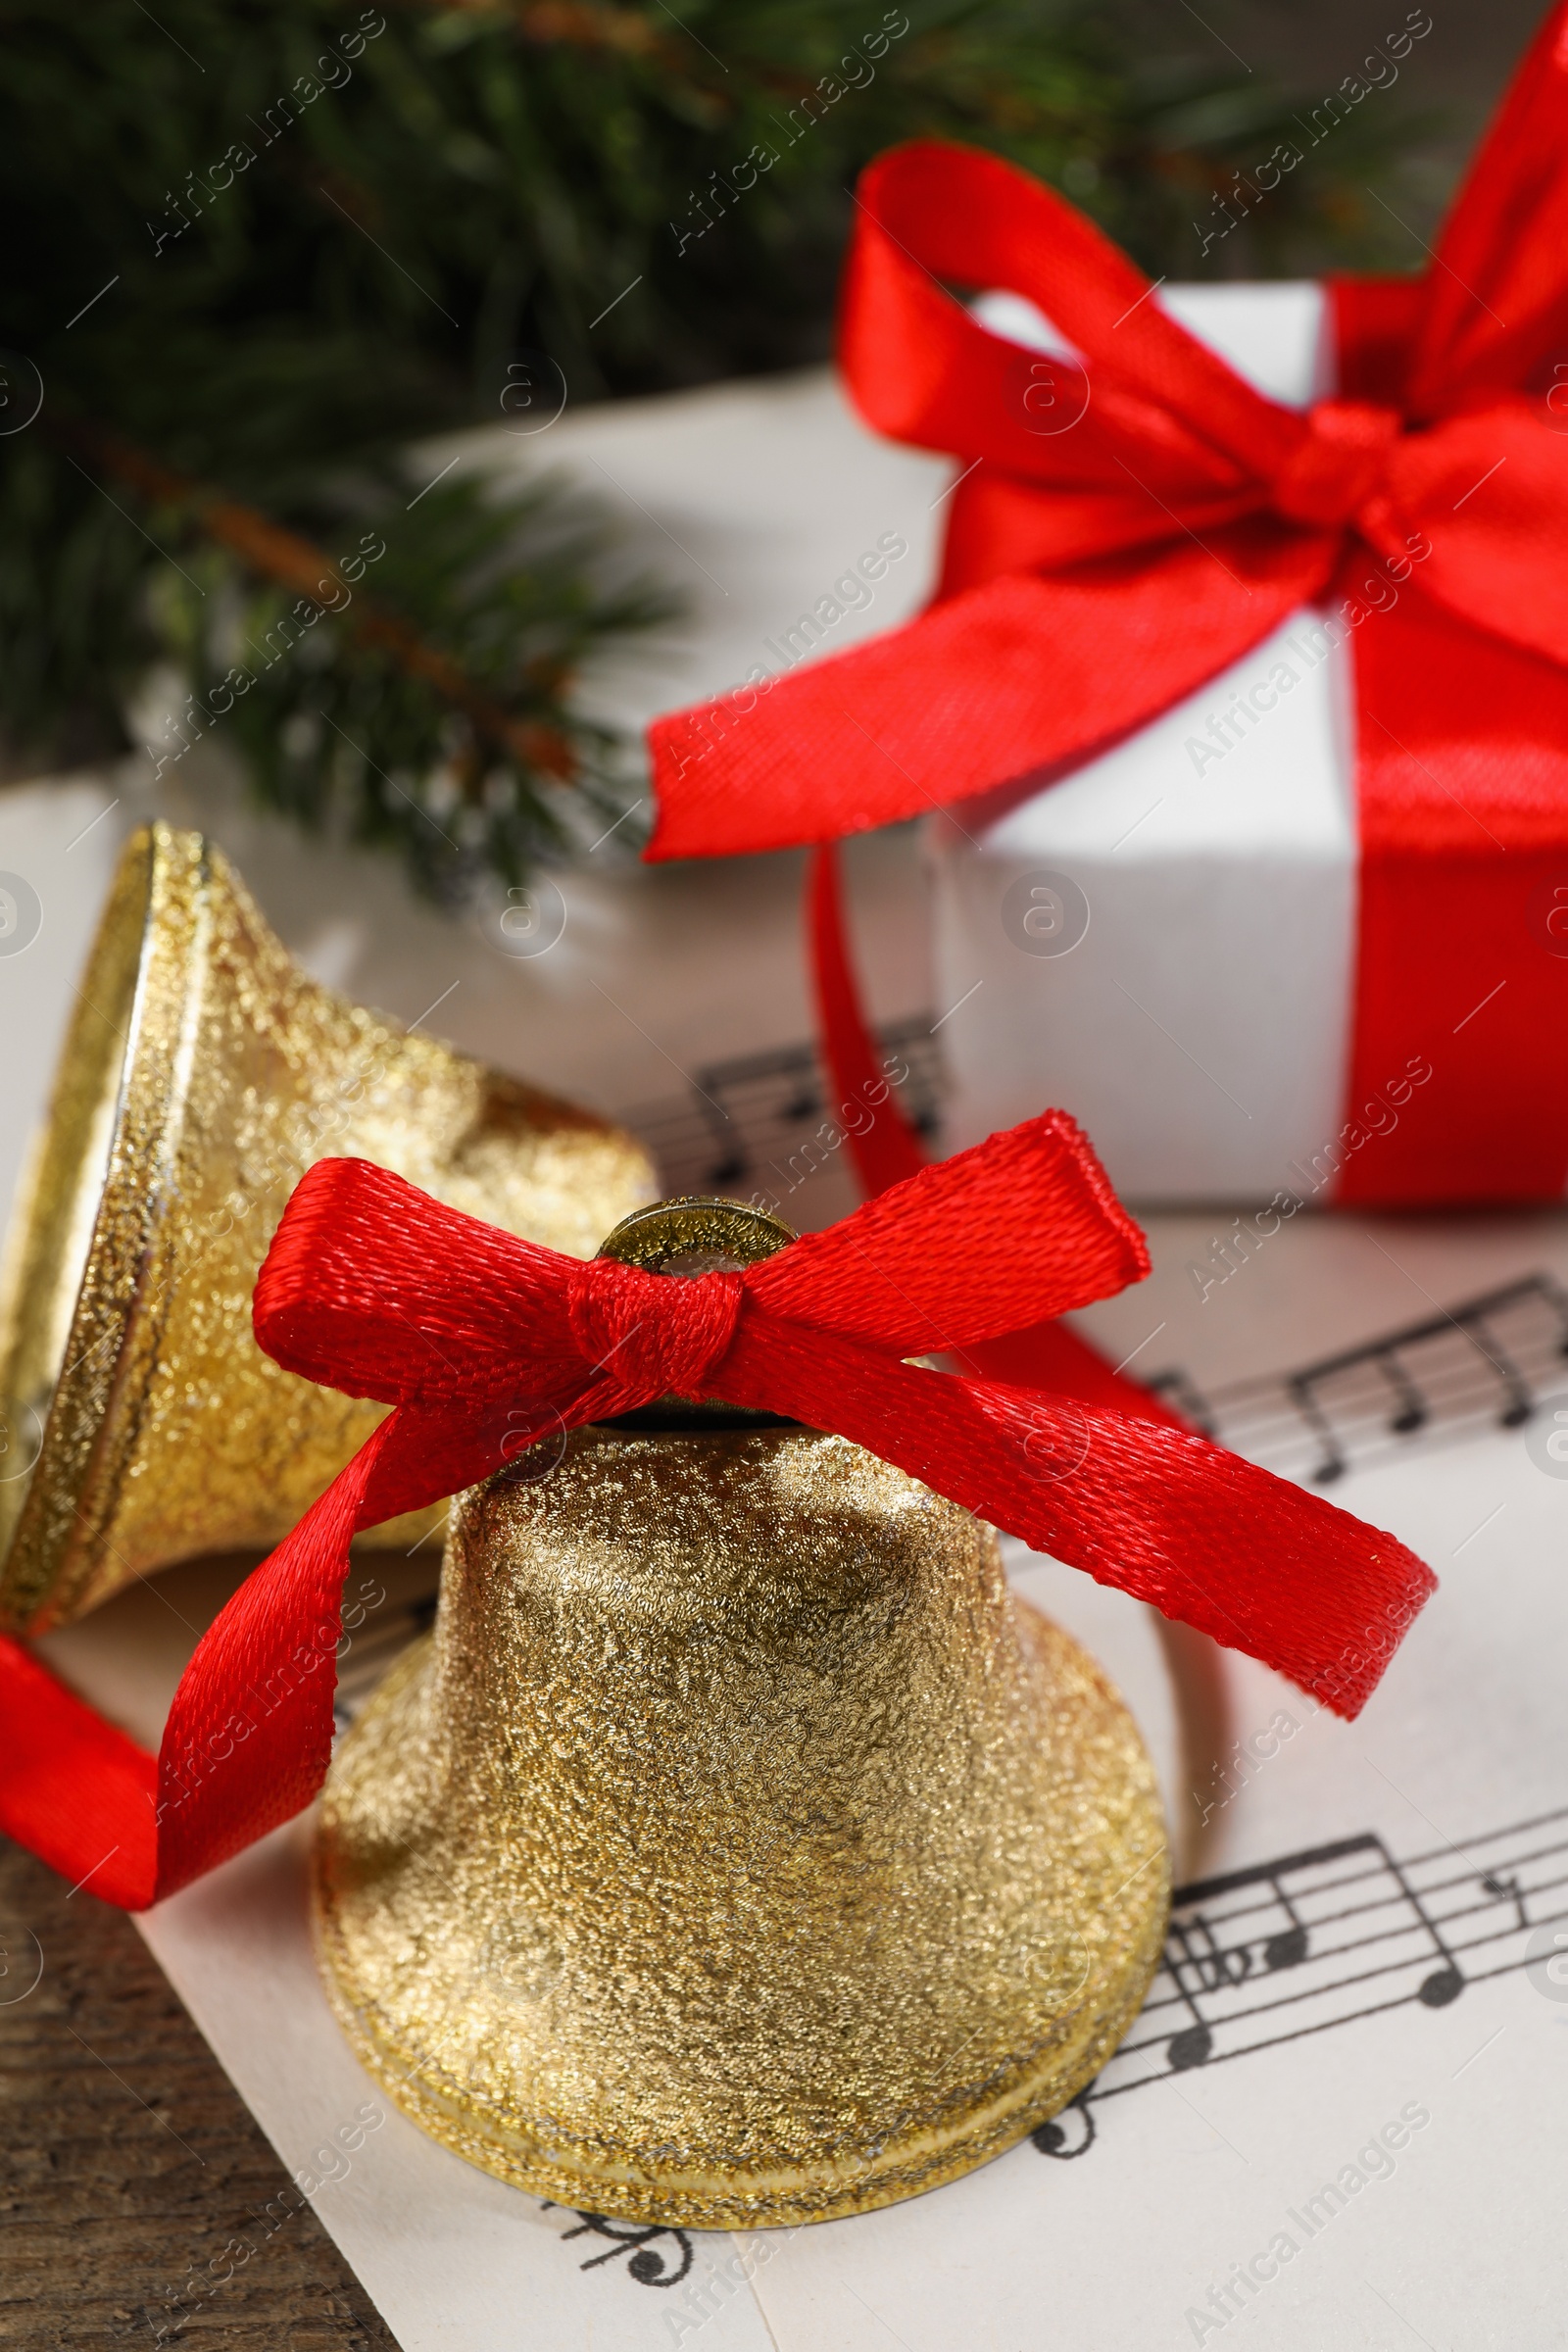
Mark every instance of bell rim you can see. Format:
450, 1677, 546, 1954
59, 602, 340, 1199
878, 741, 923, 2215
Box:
315, 1890, 1160, 2229
0, 822, 183, 1630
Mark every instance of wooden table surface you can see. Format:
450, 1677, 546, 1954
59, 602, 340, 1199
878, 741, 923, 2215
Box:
0, 1834, 397, 2350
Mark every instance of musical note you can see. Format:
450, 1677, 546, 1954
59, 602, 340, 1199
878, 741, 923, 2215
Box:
1039, 1801, 1568, 2152
1163, 1964, 1213, 2071
1261, 1881, 1309, 1972
1460, 1305, 1533, 1427
1286, 1369, 1346, 1485
1483, 1872, 1529, 1931
1159, 1855, 1338, 2069
1125, 1829, 1459, 2091
1381, 1837, 1464, 2007
544, 2206, 695, 2288
616, 1017, 948, 1204
1032, 2094, 1097, 2159
695, 1100, 749, 1187
1150, 1275, 1568, 1490
1375, 1348, 1427, 1436
1163, 1914, 1250, 2068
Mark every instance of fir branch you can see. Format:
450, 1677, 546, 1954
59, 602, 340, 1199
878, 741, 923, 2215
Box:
431, 0, 671, 62
59, 421, 579, 780
136, 460, 678, 902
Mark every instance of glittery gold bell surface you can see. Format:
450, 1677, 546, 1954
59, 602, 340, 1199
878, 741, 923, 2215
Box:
314, 1428, 1169, 2227
0, 824, 654, 1633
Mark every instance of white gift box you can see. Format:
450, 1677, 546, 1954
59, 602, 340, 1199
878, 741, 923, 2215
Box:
925, 278, 1373, 1205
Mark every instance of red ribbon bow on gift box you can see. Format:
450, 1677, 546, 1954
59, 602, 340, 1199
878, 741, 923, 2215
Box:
0, 1113, 1433, 1910
647, 1, 1568, 1206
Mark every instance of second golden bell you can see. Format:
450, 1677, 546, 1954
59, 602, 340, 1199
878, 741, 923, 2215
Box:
0, 823, 654, 1631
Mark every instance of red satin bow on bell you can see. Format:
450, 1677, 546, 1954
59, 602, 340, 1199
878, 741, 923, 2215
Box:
0, 1112, 1434, 1910
646, 1, 1568, 1205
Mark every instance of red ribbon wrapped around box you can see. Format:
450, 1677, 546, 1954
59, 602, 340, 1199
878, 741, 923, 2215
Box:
0, 1116, 1432, 1907
646, 1, 1568, 1207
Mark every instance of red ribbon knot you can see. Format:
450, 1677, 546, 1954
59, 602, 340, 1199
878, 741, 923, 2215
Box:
566, 1257, 744, 1402
1272, 400, 1403, 530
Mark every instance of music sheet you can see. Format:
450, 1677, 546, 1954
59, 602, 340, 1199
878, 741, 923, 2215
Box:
743, 1241, 1568, 2352
76, 1189, 1565, 2352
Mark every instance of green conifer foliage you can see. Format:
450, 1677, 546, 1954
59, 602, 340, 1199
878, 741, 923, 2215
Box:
0, 0, 1428, 897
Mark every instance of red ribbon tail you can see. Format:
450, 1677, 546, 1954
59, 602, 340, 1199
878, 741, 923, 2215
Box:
0, 1425, 407, 1911
808, 842, 1177, 1420
151, 1418, 399, 1903
717, 1321, 1434, 1718
955, 1317, 1185, 1426
0, 1636, 159, 1908
808, 840, 927, 1194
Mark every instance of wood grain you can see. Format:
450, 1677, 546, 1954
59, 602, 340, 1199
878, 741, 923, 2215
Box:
0, 1835, 399, 2350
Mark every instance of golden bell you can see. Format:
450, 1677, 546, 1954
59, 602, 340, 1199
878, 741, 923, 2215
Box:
0, 823, 654, 1633
314, 1200, 1169, 2228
